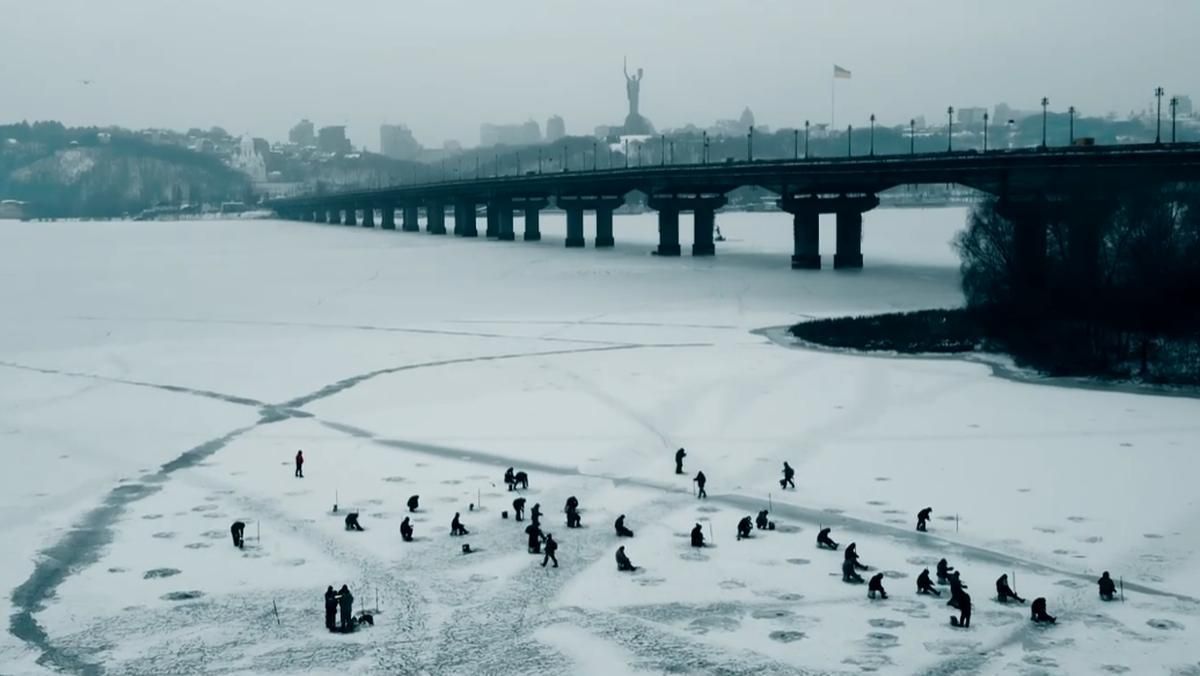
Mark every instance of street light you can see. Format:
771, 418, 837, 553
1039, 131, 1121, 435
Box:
1170, 96, 1179, 143
869, 114, 876, 156
562, 145, 568, 172
702, 131, 709, 164
947, 106, 954, 152
793, 129, 799, 159
804, 120, 811, 158
1040, 97, 1049, 148
1068, 106, 1076, 144
983, 111, 990, 152
537, 148, 542, 174
593, 141, 598, 171
910, 119, 916, 154
624, 139, 629, 168
847, 124, 853, 157
661, 134, 667, 166
747, 125, 754, 162
1155, 87, 1165, 144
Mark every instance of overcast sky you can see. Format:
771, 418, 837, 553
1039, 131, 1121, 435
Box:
1, 0, 1196, 150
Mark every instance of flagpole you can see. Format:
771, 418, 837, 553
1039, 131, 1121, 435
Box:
831, 74, 836, 129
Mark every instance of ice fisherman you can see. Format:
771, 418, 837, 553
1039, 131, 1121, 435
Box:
844, 543, 868, 571
512, 497, 526, 522
504, 467, 515, 491
755, 510, 769, 530
675, 447, 687, 474
526, 523, 542, 553
1031, 597, 1057, 624
530, 503, 542, 527
868, 573, 889, 600
951, 591, 972, 628
996, 574, 1025, 603
736, 516, 753, 540
917, 568, 940, 596
694, 471, 707, 499
344, 513, 364, 531
407, 495, 419, 513
843, 558, 865, 583
615, 546, 637, 572
230, 520, 245, 549
400, 516, 413, 542
614, 515, 634, 537
936, 558, 954, 584
324, 586, 337, 631
294, 450, 304, 478
690, 523, 706, 548
817, 527, 839, 550
450, 512, 469, 536
338, 584, 354, 631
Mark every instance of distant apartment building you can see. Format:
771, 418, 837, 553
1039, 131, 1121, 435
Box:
289, 119, 315, 146
480, 120, 541, 147
545, 115, 566, 142
380, 124, 420, 160
957, 107, 988, 127
317, 126, 352, 154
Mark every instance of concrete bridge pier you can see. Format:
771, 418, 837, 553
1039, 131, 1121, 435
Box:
485, 205, 500, 238
402, 205, 420, 232
779, 196, 821, 269
455, 201, 478, 237
361, 207, 375, 228
514, 197, 548, 241
326, 208, 337, 224
380, 205, 395, 230
344, 208, 357, 226
312, 209, 322, 223
997, 198, 1049, 292
564, 206, 585, 247
558, 195, 625, 248
652, 205, 681, 256
496, 200, 516, 241
648, 194, 727, 256
426, 203, 447, 234
691, 197, 727, 256
833, 194, 879, 269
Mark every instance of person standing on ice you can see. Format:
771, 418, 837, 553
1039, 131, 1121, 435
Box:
1030, 597, 1056, 624
675, 447, 687, 474
868, 573, 888, 599
526, 523, 542, 553
337, 585, 354, 631
736, 516, 753, 540
512, 497, 526, 522
407, 495, 419, 513
324, 586, 337, 631
614, 515, 634, 537
230, 520, 245, 549
541, 533, 559, 568
780, 462, 795, 490
694, 471, 707, 499
504, 467, 516, 491
917, 568, 941, 596
755, 510, 770, 530
294, 450, 304, 478
947, 572, 969, 609
950, 591, 972, 628
1098, 572, 1118, 601
691, 523, 706, 547
450, 512, 469, 536
530, 503, 542, 527
816, 527, 839, 550
995, 574, 1025, 603
615, 546, 637, 572
400, 516, 414, 542
917, 507, 932, 532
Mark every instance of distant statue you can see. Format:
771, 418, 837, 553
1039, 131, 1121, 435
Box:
624, 57, 643, 118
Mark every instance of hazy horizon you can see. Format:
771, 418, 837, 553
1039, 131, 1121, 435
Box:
1, 0, 1197, 150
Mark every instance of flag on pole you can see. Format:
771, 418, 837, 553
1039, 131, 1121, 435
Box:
833, 65, 852, 79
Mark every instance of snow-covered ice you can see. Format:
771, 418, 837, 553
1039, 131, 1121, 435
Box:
1, 210, 1198, 675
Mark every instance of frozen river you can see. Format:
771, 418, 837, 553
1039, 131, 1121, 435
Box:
1, 209, 1198, 675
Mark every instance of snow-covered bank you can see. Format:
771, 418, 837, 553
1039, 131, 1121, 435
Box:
2, 210, 1197, 674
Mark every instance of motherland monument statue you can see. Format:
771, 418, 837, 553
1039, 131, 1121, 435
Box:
622, 57, 655, 135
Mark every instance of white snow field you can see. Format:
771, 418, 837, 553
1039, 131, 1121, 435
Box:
1, 209, 1198, 675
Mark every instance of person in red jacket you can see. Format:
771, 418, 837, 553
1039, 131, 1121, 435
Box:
294, 450, 304, 478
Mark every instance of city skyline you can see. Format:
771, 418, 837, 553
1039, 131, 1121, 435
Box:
1, 0, 1197, 151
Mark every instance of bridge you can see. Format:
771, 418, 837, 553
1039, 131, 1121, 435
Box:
269, 143, 1200, 271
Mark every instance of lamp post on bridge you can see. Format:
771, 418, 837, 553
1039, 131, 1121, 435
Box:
1155, 87, 1165, 144
1171, 96, 1179, 143
946, 106, 954, 152
593, 141, 598, 171
793, 129, 799, 159
562, 145, 568, 172
910, 119, 916, 154
1068, 106, 1076, 145
804, 120, 810, 158
747, 125, 754, 162
847, 124, 853, 157
476, 155, 481, 178
983, 111, 989, 152
702, 131, 709, 164
669, 140, 675, 165
1040, 97, 1049, 148
623, 139, 629, 168
537, 148, 542, 174
869, 114, 876, 156
661, 134, 667, 166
